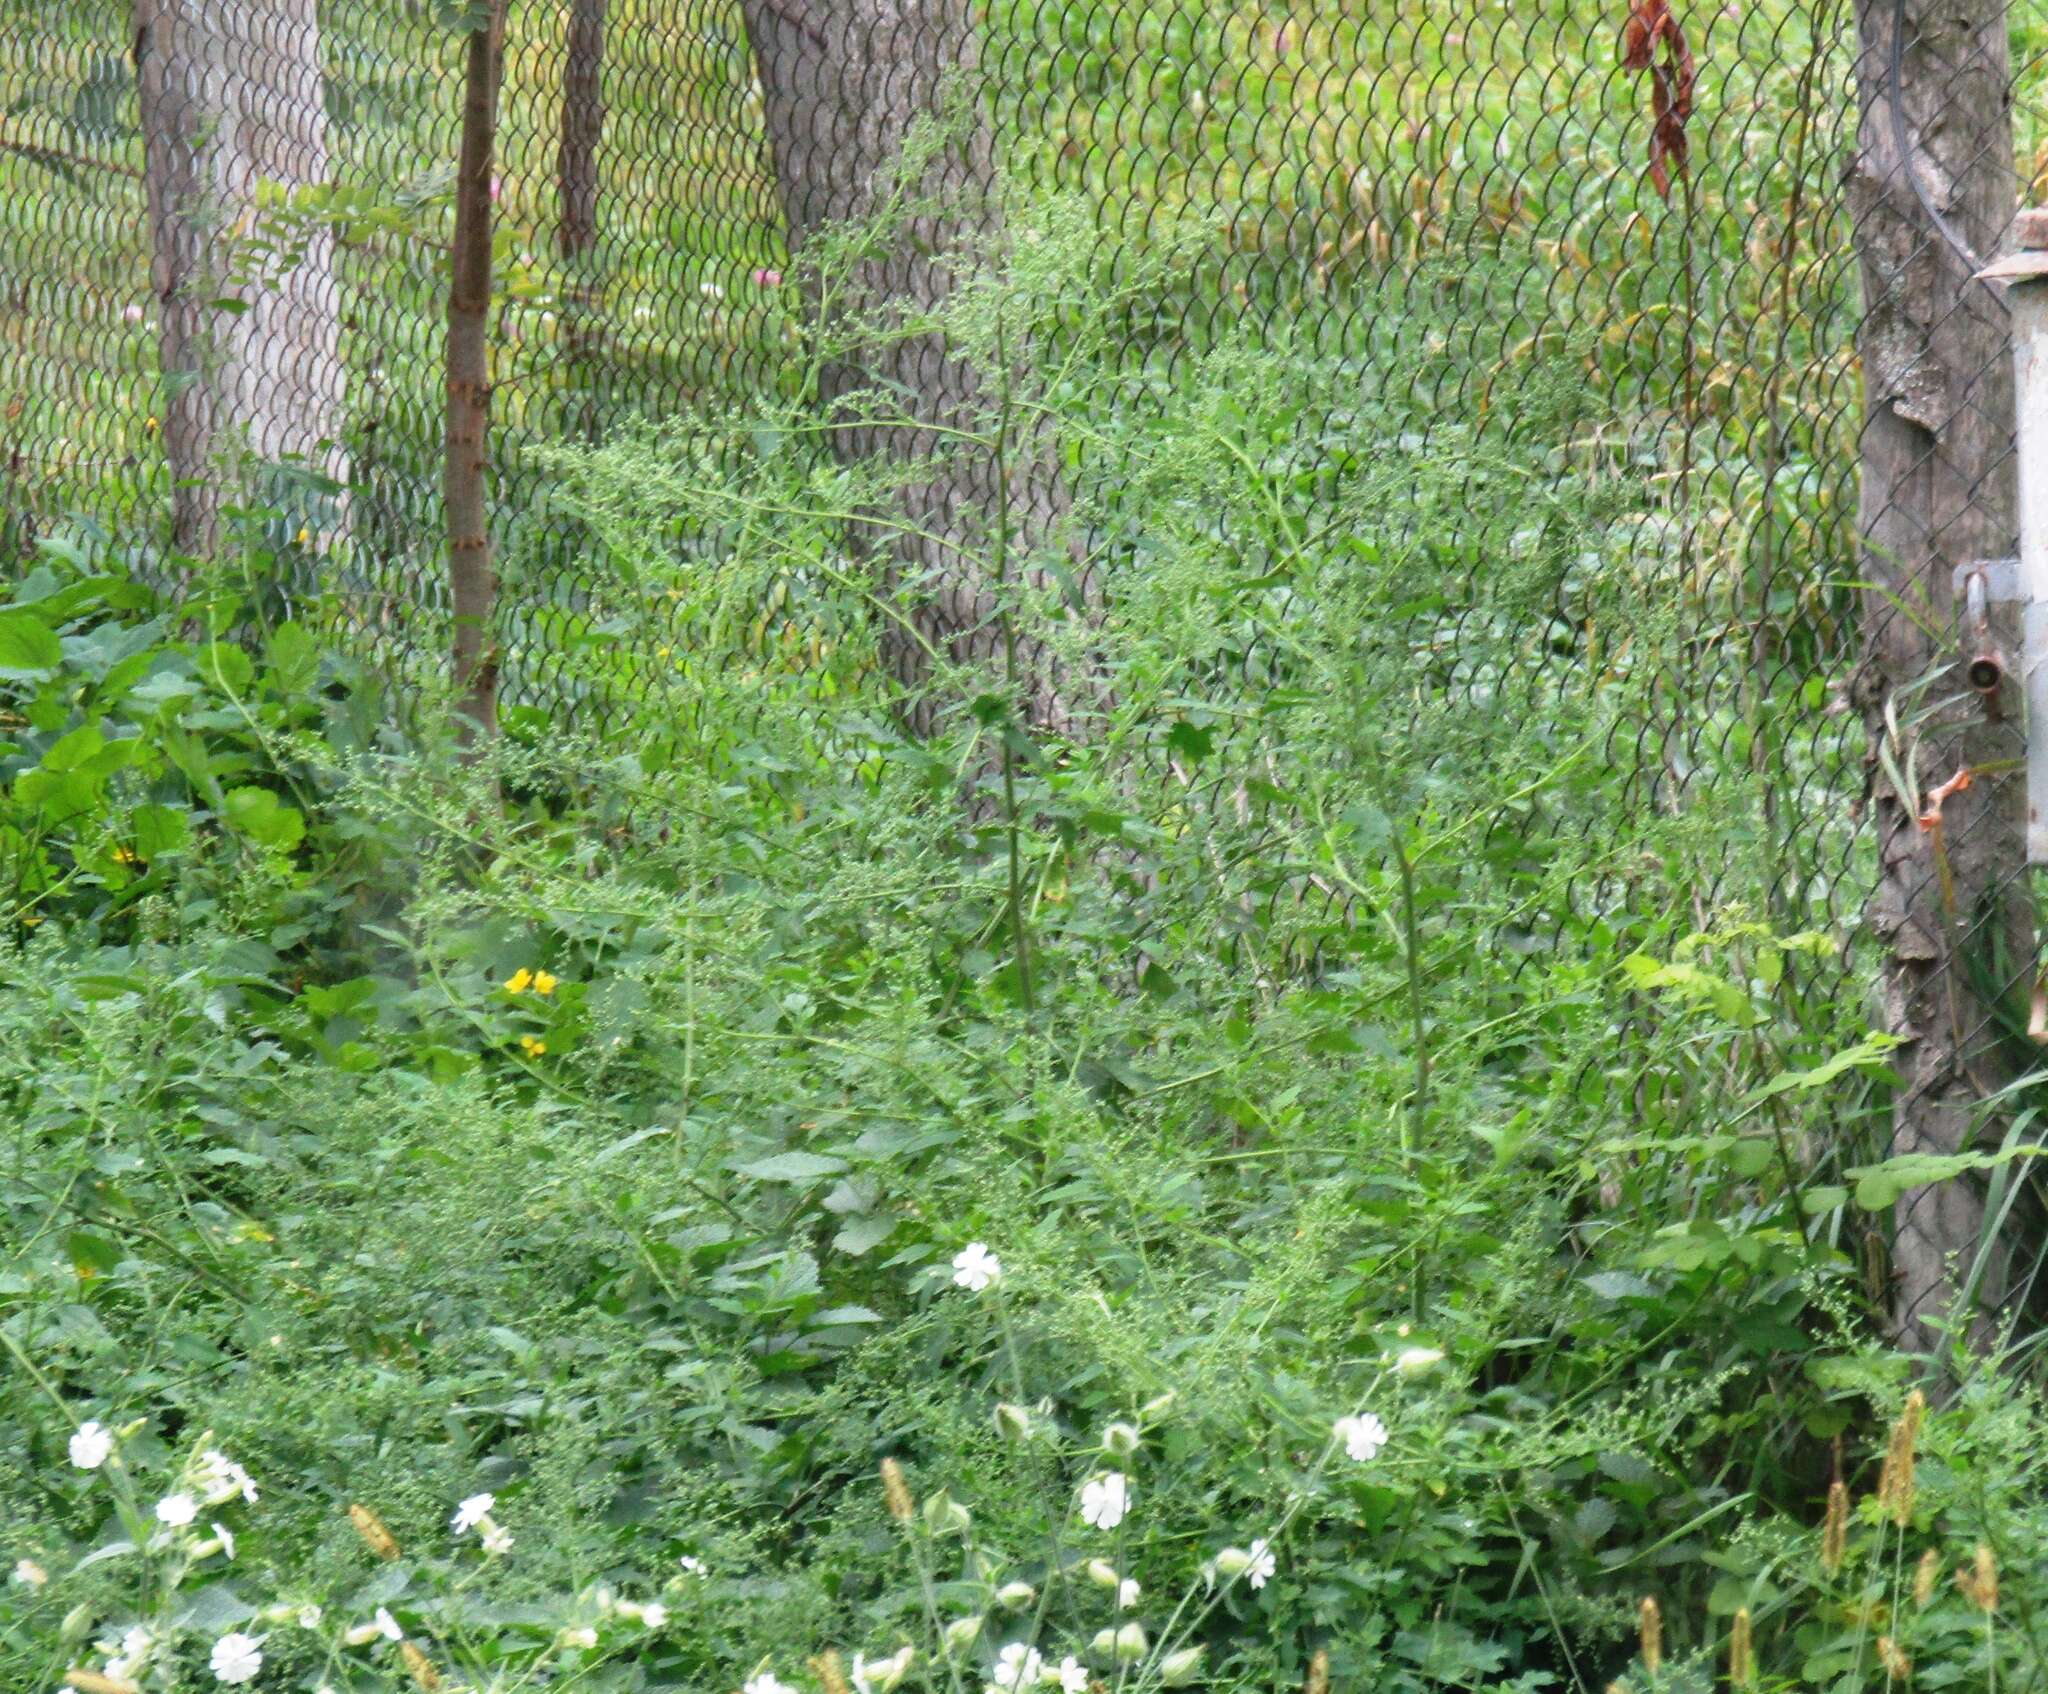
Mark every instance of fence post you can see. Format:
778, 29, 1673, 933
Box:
1983, 212, 2048, 870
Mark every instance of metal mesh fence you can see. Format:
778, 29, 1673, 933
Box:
2, 0, 2047, 1345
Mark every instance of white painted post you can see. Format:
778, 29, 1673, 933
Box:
1982, 209, 2048, 863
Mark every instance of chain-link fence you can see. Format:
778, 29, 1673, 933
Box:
3, 0, 2047, 1346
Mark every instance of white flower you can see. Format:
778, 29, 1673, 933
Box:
558, 1626, 598, 1650
1117, 1578, 1140, 1609
852, 1646, 914, 1694
639, 1602, 668, 1629
451, 1493, 495, 1534
678, 1555, 708, 1577
194, 1450, 258, 1505
210, 1630, 264, 1685
155, 1492, 199, 1527
11, 1558, 47, 1588
68, 1422, 112, 1470
1394, 1347, 1445, 1378
1079, 1472, 1129, 1530
479, 1521, 513, 1556
1101, 1421, 1140, 1457
345, 1606, 405, 1646
1246, 1537, 1277, 1590
993, 1643, 1043, 1691
1334, 1411, 1389, 1462
297, 1606, 323, 1630
951, 1243, 1002, 1292
208, 1522, 237, 1560
1050, 1657, 1088, 1694
745, 1676, 797, 1694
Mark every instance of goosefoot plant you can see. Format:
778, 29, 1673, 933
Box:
735, 1242, 1419, 1694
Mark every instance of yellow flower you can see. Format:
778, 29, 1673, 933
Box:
519, 1035, 546, 1058
144, 416, 160, 435
531, 969, 558, 996
111, 846, 138, 864
296, 526, 310, 546
503, 968, 533, 995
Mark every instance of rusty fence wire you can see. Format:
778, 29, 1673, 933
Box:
4, 0, 2048, 1345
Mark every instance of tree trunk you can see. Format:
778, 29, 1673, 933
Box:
737, 0, 1090, 738
446, 0, 507, 744
1850, 0, 2032, 1353
556, 0, 606, 262
131, 0, 344, 559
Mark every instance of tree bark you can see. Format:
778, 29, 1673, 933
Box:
446, 0, 507, 744
1850, 0, 2032, 1353
131, 0, 344, 559
556, 0, 606, 262
737, 0, 1091, 738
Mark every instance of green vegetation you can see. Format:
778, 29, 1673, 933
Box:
4, 4, 2048, 1693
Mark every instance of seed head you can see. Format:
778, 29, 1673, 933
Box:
811, 1651, 852, 1694
401, 1641, 441, 1690
1729, 1608, 1755, 1689
349, 1503, 401, 1560
1914, 1548, 1940, 1606
1821, 1480, 1849, 1574
1958, 1543, 1999, 1614
1637, 1597, 1662, 1675
63, 1675, 139, 1694
1876, 1635, 1910, 1682
1303, 1648, 1330, 1694
880, 1459, 914, 1523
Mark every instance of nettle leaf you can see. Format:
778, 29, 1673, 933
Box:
1846, 1145, 2046, 1210
0, 611, 63, 674
223, 785, 306, 850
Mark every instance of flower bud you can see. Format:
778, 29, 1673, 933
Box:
996, 1582, 1037, 1610
61, 1602, 95, 1643
1213, 1547, 1253, 1578
994, 1403, 1033, 1442
1393, 1347, 1444, 1378
1114, 1623, 1148, 1663
1089, 1630, 1118, 1659
922, 1490, 971, 1537
1160, 1647, 1205, 1686
557, 1627, 598, 1650
1101, 1421, 1141, 1458
1140, 1392, 1176, 1420
943, 1616, 984, 1655
1083, 1558, 1121, 1589
864, 1645, 915, 1692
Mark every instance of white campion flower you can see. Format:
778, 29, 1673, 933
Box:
193, 1450, 258, 1505
1049, 1657, 1088, 1694
297, 1606, 323, 1630
678, 1555, 708, 1578
479, 1521, 513, 1556
992, 1643, 1042, 1691
210, 1630, 264, 1685
1334, 1411, 1389, 1462
851, 1645, 914, 1694
344, 1607, 404, 1646
1079, 1472, 1129, 1530
744, 1675, 797, 1694
196, 1521, 236, 1560
68, 1422, 112, 1470
951, 1243, 1002, 1292
639, 1602, 668, 1629
451, 1493, 495, 1534
155, 1493, 199, 1527
1117, 1578, 1140, 1609
1246, 1538, 1277, 1590
558, 1626, 598, 1650
11, 1558, 47, 1588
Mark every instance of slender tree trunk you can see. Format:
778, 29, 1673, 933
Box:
1850, 0, 2032, 1353
738, 0, 1091, 738
446, 0, 507, 743
131, 0, 344, 559
556, 0, 606, 262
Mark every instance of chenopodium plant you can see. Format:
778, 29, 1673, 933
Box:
740, 1243, 1426, 1694
15, 1417, 675, 1693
